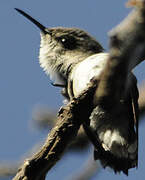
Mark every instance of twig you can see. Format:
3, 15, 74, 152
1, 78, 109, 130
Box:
67, 155, 99, 180
138, 82, 145, 118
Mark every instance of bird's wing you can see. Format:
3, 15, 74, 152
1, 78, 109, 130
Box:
84, 73, 139, 175
130, 74, 139, 167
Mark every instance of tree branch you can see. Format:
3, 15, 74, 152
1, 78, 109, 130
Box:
139, 82, 145, 118
13, 84, 96, 180
67, 155, 99, 180
95, 1, 145, 105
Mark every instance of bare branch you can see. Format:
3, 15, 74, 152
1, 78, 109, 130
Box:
138, 82, 145, 118
32, 105, 56, 130
0, 143, 43, 178
95, 2, 145, 105
13, 84, 96, 180
0, 163, 20, 178
67, 155, 100, 180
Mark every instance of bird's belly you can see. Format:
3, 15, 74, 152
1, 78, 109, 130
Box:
71, 53, 108, 97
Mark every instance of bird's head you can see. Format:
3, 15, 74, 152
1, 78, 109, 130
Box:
15, 9, 103, 84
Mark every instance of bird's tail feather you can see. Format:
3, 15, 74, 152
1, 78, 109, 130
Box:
84, 101, 138, 175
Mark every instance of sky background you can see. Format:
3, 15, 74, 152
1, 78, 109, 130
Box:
0, 0, 145, 180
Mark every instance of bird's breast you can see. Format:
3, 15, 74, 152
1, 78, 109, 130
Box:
70, 53, 108, 97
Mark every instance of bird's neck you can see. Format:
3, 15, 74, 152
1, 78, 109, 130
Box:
39, 46, 94, 84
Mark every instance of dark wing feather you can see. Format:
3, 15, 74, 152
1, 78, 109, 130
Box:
83, 73, 139, 175
130, 74, 139, 167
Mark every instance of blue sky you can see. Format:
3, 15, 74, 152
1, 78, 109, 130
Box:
0, 0, 145, 180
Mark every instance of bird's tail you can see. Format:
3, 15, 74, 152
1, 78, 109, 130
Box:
85, 97, 138, 175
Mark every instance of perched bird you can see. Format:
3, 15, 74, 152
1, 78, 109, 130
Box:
15, 9, 139, 175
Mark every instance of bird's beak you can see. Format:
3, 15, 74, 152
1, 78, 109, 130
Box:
15, 8, 51, 35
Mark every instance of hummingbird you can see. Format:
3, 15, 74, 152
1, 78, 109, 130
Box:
15, 8, 139, 175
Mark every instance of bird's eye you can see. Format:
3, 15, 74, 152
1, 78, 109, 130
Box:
57, 36, 77, 50
61, 38, 66, 43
